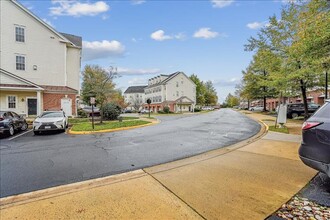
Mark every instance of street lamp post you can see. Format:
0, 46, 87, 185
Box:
323, 63, 328, 99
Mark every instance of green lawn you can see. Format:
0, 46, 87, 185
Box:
71, 120, 151, 131
268, 125, 289, 134
121, 116, 139, 120
68, 118, 90, 124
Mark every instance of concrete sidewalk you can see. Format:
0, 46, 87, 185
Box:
0, 112, 316, 219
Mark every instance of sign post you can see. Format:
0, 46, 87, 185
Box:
90, 97, 96, 130
147, 98, 151, 118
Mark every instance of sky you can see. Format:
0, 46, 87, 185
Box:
19, 0, 288, 103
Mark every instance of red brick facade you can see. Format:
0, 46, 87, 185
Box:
43, 93, 77, 115
262, 89, 329, 111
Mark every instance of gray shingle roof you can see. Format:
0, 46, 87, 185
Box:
60, 33, 82, 47
124, 86, 147, 94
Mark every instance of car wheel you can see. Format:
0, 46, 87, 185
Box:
8, 125, 15, 136
291, 112, 299, 118
66, 123, 69, 128
34, 131, 39, 135
21, 122, 28, 131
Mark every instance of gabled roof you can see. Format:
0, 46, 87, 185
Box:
10, 0, 80, 48
0, 68, 44, 90
124, 86, 147, 94
146, 72, 196, 88
60, 33, 82, 47
175, 96, 194, 104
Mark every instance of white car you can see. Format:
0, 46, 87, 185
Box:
140, 109, 153, 114
249, 106, 264, 111
33, 111, 68, 135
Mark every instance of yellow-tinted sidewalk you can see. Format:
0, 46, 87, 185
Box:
0, 112, 316, 220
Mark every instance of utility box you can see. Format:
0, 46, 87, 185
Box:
277, 104, 287, 125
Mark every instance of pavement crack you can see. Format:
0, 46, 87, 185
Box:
143, 169, 207, 220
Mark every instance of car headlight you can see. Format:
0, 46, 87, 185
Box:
55, 120, 63, 125
33, 121, 41, 126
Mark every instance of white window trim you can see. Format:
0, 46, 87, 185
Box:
15, 53, 26, 71
7, 95, 18, 109
14, 24, 26, 43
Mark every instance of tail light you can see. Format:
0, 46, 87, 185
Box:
0, 117, 4, 121
302, 121, 323, 130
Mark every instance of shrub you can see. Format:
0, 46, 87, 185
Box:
77, 108, 88, 118
163, 106, 170, 113
102, 103, 122, 120
194, 108, 201, 112
158, 110, 165, 114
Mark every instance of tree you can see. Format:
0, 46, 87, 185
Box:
204, 81, 218, 106
81, 65, 117, 123
245, 0, 330, 119
189, 74, 206, 105
128, 94, 144, 111
225, 93, 239, 107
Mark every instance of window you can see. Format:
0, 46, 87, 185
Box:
16, 55, 25, 70
8, 96, 16, 109
15, 26, 25, 42
176, 82, 179, 87
176, 91, 179, 97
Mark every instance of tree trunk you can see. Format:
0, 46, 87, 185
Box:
263, 96, 267, 112
263, 70, 267, 112
100, 104, 103, 123
300, 79, 309, 120
247, 99, 250, 109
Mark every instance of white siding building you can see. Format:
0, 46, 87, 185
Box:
0, 0, 81, 116
144, 72, 196, 112
123, 86, 147, 111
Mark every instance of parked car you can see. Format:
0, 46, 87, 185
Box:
33, 111, 68, 135
286, 103, 320, 118
249, 106, 264, 111
82, 106, 101, 117
140, 109, 152, 114
299, 100, 330, 178
0, 111, 28, 136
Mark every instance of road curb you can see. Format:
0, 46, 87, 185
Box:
67, 119, 160, 135
0, 170, 147, 209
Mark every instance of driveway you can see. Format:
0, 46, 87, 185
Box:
0, 109, 260, 197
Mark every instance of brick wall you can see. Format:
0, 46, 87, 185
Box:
43, 93, 76, 115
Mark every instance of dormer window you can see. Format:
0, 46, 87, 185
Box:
15, 26, 25, 42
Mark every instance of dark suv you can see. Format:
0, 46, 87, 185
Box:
299, 100, 330, 177
287, 103, 320, 119
0, 111, 28, 136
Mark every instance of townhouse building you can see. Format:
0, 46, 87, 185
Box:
0, 0, 81, 116
143, 72, 196, 113
123, 86, 147, 111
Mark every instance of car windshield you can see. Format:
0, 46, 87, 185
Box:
40, 112, 63, 118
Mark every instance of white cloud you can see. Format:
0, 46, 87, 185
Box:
150, 30, 173, 41
193, 28, 219, 39
131, 0, 146, 5
50, 1, 110, 17
211, 0, 234, 8
118, 67, 161, 76
128, 78, 148, 85
42, 18, 55, 27
213, 78, 240, 87
82, 40, 125, 61
246, 21, 269, 30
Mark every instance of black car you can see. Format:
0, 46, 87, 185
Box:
299, 100, 330, 178
0, 111, 28, 136
286, 103, 320, 119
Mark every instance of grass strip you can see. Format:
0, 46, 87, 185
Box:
268, 125, 289, 134
71, 120, 151, 131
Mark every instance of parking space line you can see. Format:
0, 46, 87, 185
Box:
8, 130, 33, 141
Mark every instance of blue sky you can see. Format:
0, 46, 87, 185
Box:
20, 0, 287, 102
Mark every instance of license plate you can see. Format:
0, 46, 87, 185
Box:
45, 126, 51, 129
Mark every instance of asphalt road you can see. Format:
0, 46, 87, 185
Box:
0, 109, 260, 197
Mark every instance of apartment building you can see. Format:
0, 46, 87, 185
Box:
123, 86, 147, 111
143, 72, 196, 113
0, 0, 81, 116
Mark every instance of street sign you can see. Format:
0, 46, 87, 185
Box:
90, 97, 96, 105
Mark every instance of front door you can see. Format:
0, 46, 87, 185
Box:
27, 98, 37, 115
61, 98, 72, 116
